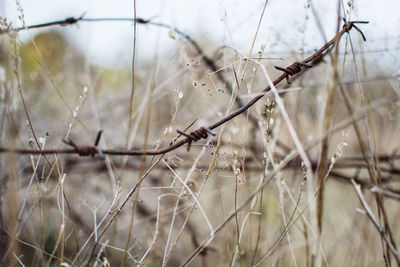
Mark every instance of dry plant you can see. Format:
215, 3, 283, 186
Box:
0, 1, 400, 266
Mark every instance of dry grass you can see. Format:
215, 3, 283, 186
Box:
0, 1, 400, 266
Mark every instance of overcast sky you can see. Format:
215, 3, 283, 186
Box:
2, 0, 400, 71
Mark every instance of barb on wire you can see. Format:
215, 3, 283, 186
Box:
274, 62, 312, 84
62, 130, 104, 159
343, 19, 369, 41
0, 20, 369, 157
176, 127, 216, 152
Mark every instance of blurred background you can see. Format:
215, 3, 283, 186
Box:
1, 1, 400, 266
2, 0, 400, 68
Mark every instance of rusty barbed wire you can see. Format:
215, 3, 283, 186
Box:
0, 20, 369, 157
62, 130, 104, 158
52, 150, 400, 200
176, 127, 216, 152
274, 62, 312, 84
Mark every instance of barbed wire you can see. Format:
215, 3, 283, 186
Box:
0, 18, 369, 158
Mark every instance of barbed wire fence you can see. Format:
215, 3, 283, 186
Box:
0, 11, 400, 266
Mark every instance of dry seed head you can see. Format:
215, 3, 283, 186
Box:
0, 17, 9, 34
28, 139, 34, 149
301, 161, 307, 181
168, 29, 176, 39
263, 98, 275, 138
15, 0, 27, 28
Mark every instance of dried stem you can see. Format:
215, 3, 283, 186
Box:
0, 21, 368, 159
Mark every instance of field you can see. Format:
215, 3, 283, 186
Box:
1, 1, 400, 266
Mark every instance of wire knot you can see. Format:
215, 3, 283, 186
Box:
274, 62, 312, 84
62, 17, 79, 25
176, 127, 216, 152
135, 18, 150, 24
343, 20, 369, 41
61, 13, 85, 26
62, 130, 104, 158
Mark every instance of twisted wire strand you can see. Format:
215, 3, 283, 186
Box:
176, 127, 216, 151
274, 62, 312, 84
62, 130, 104, 158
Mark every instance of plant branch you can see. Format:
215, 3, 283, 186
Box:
0, 20, 368, 158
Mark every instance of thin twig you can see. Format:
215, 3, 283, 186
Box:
351, 179, 400, 264
0, 21, 368, 158
180, 96, 389, 266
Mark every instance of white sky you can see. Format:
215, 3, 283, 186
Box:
2, 0, 400, 70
